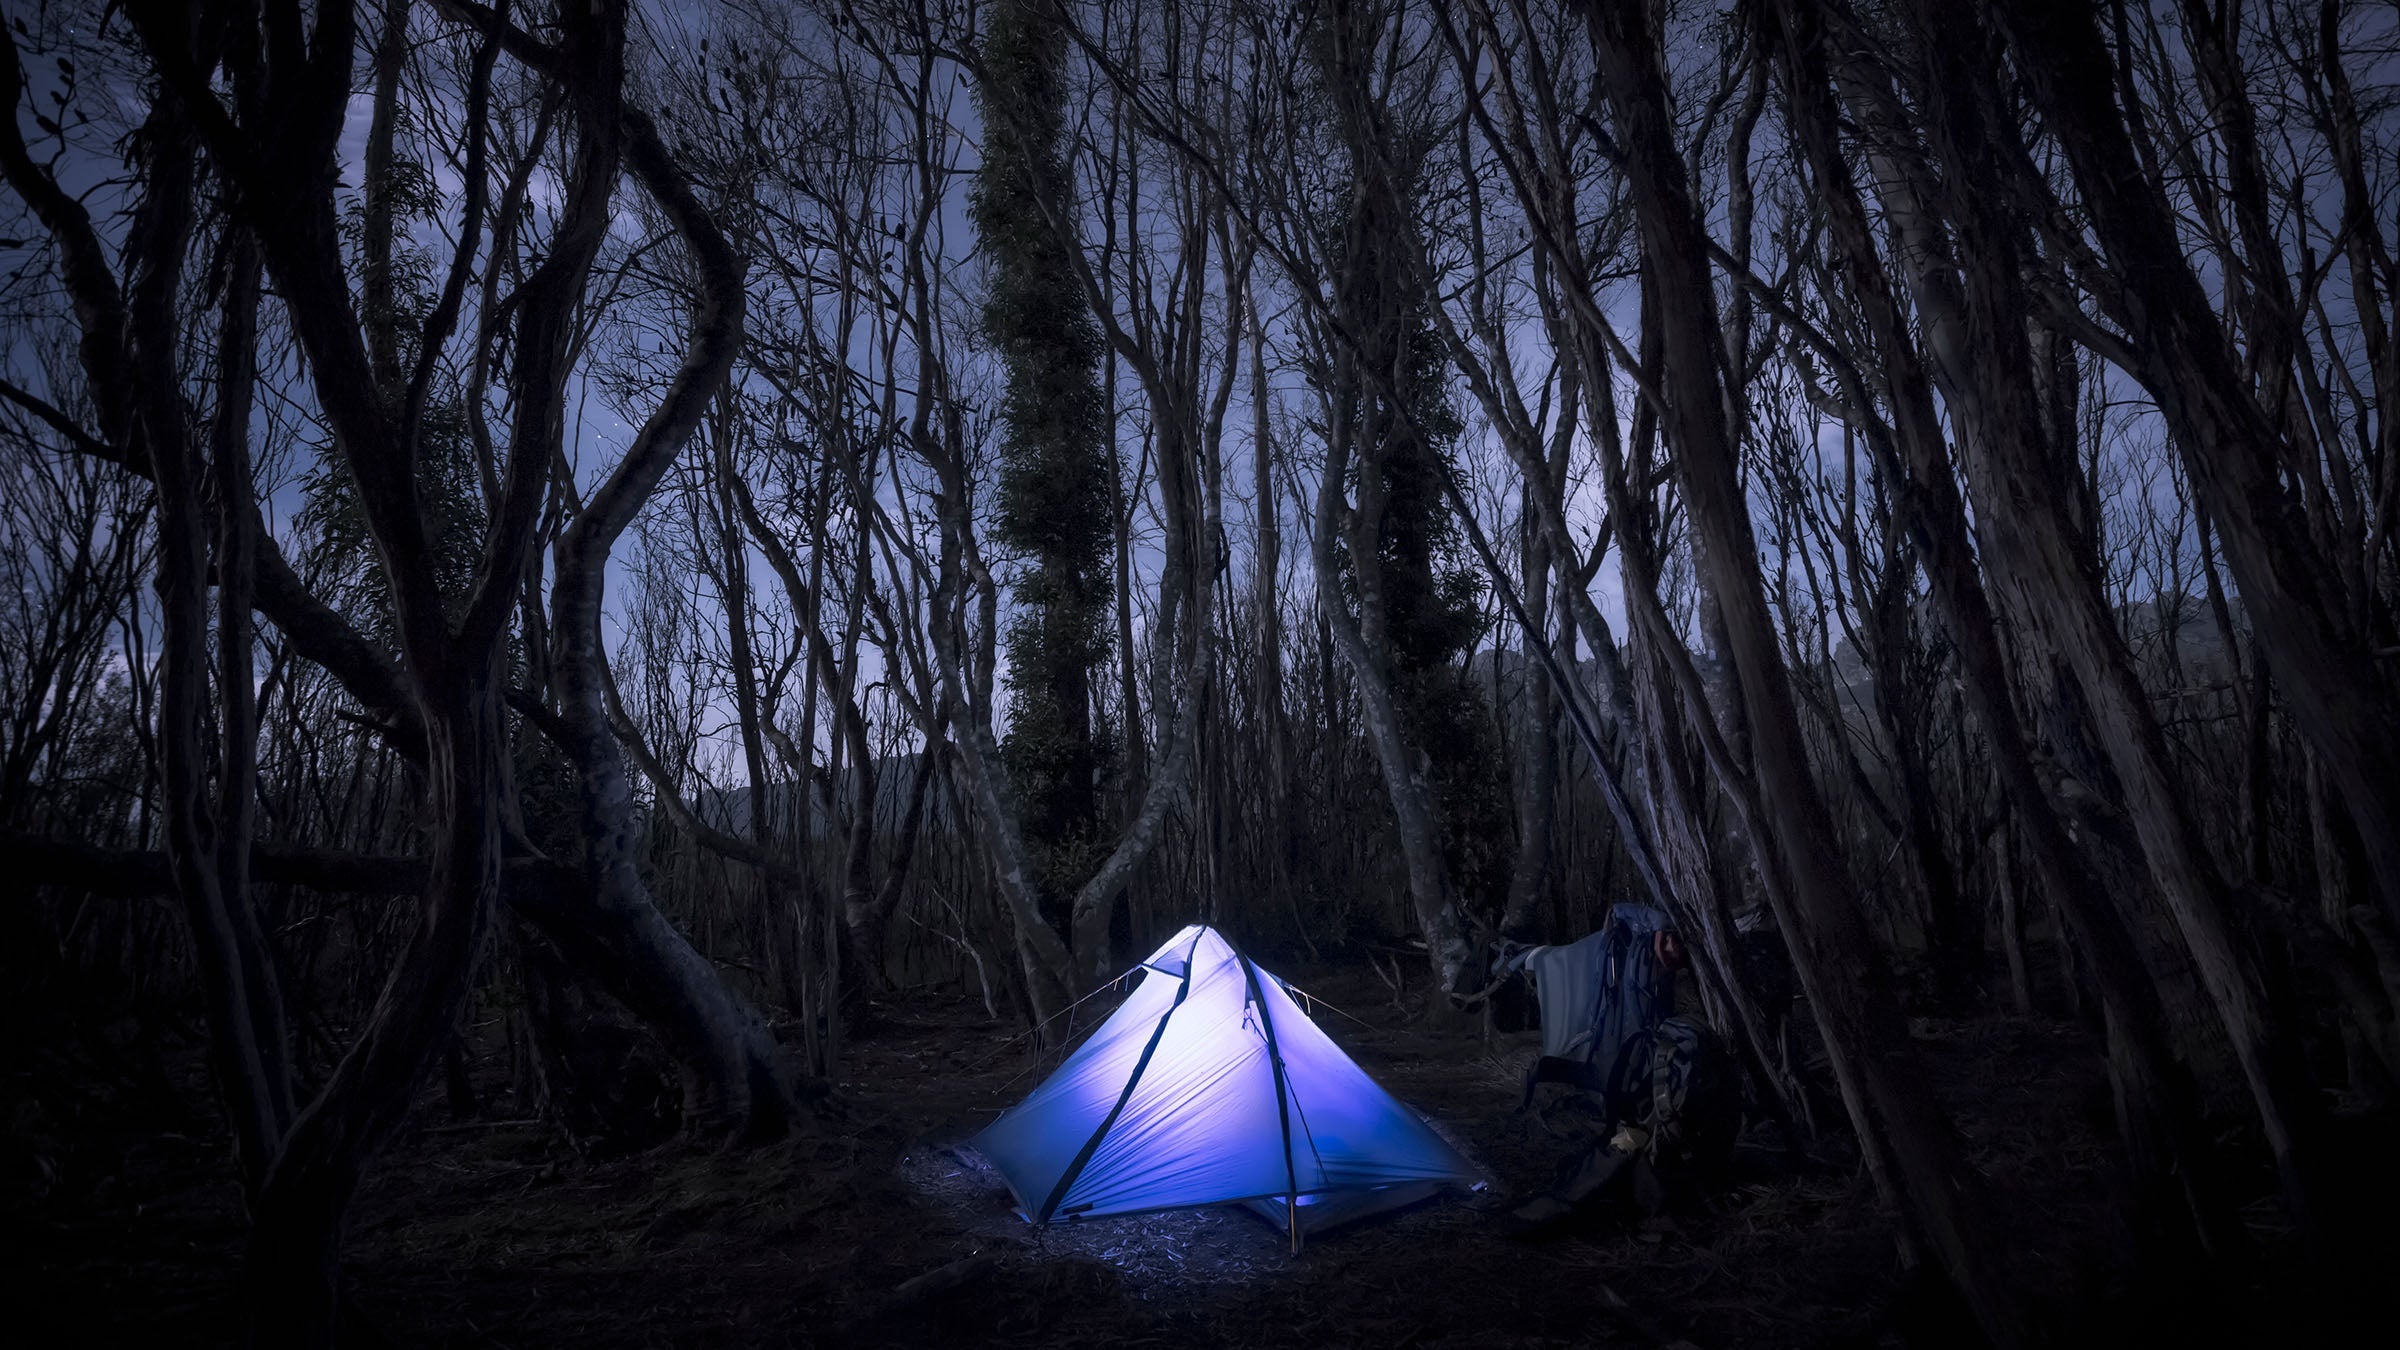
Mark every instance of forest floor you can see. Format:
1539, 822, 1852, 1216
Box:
8, 956, 2370, 1349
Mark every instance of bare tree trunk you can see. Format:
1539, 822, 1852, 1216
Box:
1995, 826, 2033, 1015
1250, 282, 1292, 933
707, 396, 789, 1020
1110, 348, 1147, 798
1310, 483, 1474, 1001
1501, 487, 1561, 941
1994, 0, 2400, 938
1627, 605, 1815, 1142
1827, 0, 2333, 1241
245, 669, 508, 1346
1413, 0, 1815, 1105
1766, 0, 2254, 1267
1582, 6, 2033, 1339
133, 121, 297, 1196
546, 101, 793, 1144
1856, 532, 1977, 1010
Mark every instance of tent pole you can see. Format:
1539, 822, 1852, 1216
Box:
1033, 931, 1204, 1222
1243, 945, 1306, 1257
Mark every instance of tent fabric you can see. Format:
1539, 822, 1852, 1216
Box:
1523, 903, 1676, 1073
968, 925, 1479, 1237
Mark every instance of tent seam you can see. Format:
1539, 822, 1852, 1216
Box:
1034, 929, 1205, 1223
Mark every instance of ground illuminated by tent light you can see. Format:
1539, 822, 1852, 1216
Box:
896, 1120, 1490, 1292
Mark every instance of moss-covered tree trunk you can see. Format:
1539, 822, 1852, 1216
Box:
1307, 0, 1506, 1002
973, 0, 1115, 958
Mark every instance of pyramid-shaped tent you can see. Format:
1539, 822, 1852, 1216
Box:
968, 925, 1479, 1242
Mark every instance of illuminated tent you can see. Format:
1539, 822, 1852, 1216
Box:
968, 925, 1479, 1246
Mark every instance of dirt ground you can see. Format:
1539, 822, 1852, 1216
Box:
4, 957, 2346, 1348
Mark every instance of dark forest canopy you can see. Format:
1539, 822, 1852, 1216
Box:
2, 0, 2398, 1345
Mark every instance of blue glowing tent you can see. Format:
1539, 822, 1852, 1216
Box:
967, 925, 1480, 1246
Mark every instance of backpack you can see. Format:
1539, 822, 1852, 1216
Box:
1519, 904, 1678, 1119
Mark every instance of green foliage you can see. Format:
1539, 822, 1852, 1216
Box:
292, 396, 488, 642
341, 104, 446, 377
299, 95, 488, 646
